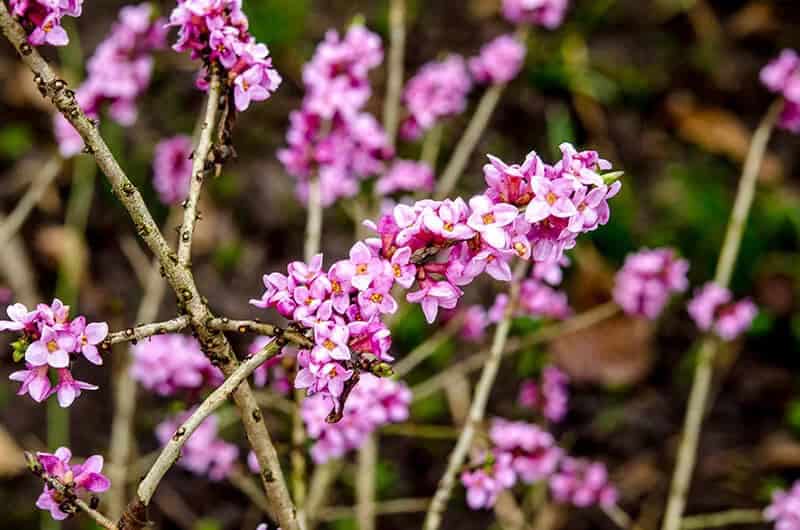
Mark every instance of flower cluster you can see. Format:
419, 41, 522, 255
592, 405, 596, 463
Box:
256, 144, 619, 405
490, 257, 572, 322
458, 305, 489, 342
518, 365, 569, 422
550, 457, 618, 508
152, 135, 193, 205
248, 337, 292, 395
131, 334, 223, 397
400, 55, 473, 140
613, 247, 689, 320
375, 160, 435, 196
469, 34, 527, 85
8, 0, 82, 46
502, 0, 569, 29
687, 282, 757, 341
302, 374, 411, 463
765, 481, 800, 530
34, 447, 110, 521
461, 418, 562, 509
53, 4, 166, 156
761, 49, 800, 133
155, 411, 238, 481
278, 25, 391, 206
3, 300, 107, 407
169, 0, 281, 111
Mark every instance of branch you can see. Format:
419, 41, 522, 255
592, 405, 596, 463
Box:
391, 313, 463, 378
136, 339, 283, 505
317, 497, 431, 522
422, 261, 527, 530
0, 155, 61, 247
679, 509, 764, 529
660, 100, 782, 530
104, 316, 191, 346
382, 0, 405, 147
411, 301, 620, 401
306, 461, 344, 530
356, 434, 378, 530
177, 70, 222, 266
207, 317, 314, 348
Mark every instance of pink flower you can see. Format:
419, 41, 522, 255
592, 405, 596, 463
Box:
53, 368, 98, 408
357, 275, 398, 318
156, 411, 238, 481
688, 282, 757, 341
348, 242, 382, 291
460, 305, 488, 342
613, 248, 689, 319
467, 195, 518, 249
35, 447, 110, 520
407, 280, 462, 323
0, 302, 41, 332
389, 247, 416, 289
312, 322, 351, 362
469, 34, 526, 85
518, 366, 569, 422
525, 176, 577, 223
131, 334, 223, 396
715, 299, 758, 341
489, 418, 561, 482
502, 0, 570, 29
765, 481, 800, 530
401, 55, 473, 140
25, 327, 74, 369
9, 364, 52, 402
423, 199, 475, 241
375, 160, 434, 195
461, 452, 516, 510
549, 457, 617, 508
69, 316, 108, 366
153, 135, 193, 205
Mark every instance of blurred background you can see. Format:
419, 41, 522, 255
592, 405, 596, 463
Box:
1, 0, 800, 529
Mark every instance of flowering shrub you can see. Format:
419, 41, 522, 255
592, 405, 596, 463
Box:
0, 1, 786, 530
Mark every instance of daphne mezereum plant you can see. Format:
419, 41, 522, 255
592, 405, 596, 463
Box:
0, 0, 792, 529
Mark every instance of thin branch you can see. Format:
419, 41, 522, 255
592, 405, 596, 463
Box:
380, 423, 460, 439
0, 216, 42, 307
316, 497, 432, 522
136, 339, 283, 504
392, 314, 462, 377
207, 317, 314, 349
104, 316, 191, 346
0, 155, 61, 247
660, 100, 782, 530
603, 504, 641, 530
679, 509, 764, 530
382, 0, 405, 146
411, 301, 620, 401
420, 123, 443, 170
356, 434, 378, 530
229, 467, 272, 514
433, 84, 504, 199
422, 260, 527, 530
119, 236, 153, 287
33, 464, 118, 530
306, 461, 344, 530
177, 69, 222, 266
304, 173, 323, 260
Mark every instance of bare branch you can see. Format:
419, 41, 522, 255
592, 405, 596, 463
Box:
680, 509, 764, 530
207, 317, 314, 349
382, 0, 406, 146
0, 155, 61, 247
104, 316, 191, 346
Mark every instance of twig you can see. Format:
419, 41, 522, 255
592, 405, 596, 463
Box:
207, 318, 314, 349
421, 123, 443, 170
34, 465, 118, 530
380, 423, 460, 439
356, 434, 378, 530
254, 390, 295, 415
136, 339, 283, 505
422, 261, 527, 530
229, 467, 272, 514
660, 100, 782, 530
382, 0, 405, 146
316, 497, 432, 522
177, 69, 222, 266
119, 236, 153, 287
108, 211, 180, 518
304, 173, 323, 260
0, 221, 40, 305
306, 461, 344, 529
433, 84, 504, 199
411, 302, 620, 401
0, 155, 61, 247
603, 504, 641, 530
679, 509, 764, 529
392, 314, 463, 377
104, 316, 191, 346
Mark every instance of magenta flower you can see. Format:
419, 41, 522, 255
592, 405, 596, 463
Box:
312, 322, 351, 362
467, 195, 518, 249
715, 299, 758, 341
407, 280, 462, 323
502, 0, 569, 28
489, 418, 561, 482
688, 282, 757, 341
0, 302, 41, 332
329, 260, 356, 313
613, 248, 689, 319
131, 334, 223, 396
348, 242, 382, 291
153, 135, 193, 205
761, 49, 800, 133
69, 316, 108, 366
9, 364, 52, 402
389, 247, 416, 289
469, 34, 526, 85
765, 481, 800, 530
460, 452, 516, 510
460, 305, 488, 342
549, 457, 617, 508
35, 447, 110, 520
53, 368, 98, 408
156, 411, 238, 481
423, 199, 475, 241
357, 276, 398, 318
518, 366, 569, 422
525, 176, 577, 223
375, 160, 434, 196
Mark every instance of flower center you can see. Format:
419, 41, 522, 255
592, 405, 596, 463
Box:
331, 280, 342, 294
514, 242, 527, 256
392, 264, 402, 277
482, 213, 496, 225
356, 263, 368, 275
370, 293, 384, 303
443, 222, 454, 232
323, 339, 335, 350
546, 192, 557, 205
47, 341, 58, 353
